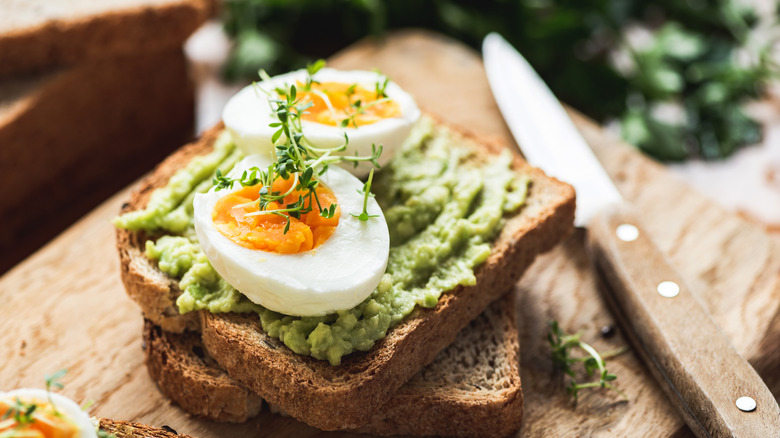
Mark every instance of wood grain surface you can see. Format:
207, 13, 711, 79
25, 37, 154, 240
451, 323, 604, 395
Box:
2, 30, 779, 437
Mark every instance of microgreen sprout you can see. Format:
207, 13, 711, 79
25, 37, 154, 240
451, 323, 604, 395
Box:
547, 321, 628, 401
375, 76, 389, 99
351, 168, 379, 221
213, 60, 383, 234
340, 97, 393, 128
44, 369, 66, 415
304, 59, 326, 89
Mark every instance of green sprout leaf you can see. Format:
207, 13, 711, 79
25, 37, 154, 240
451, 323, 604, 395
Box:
547, 321, 628, 401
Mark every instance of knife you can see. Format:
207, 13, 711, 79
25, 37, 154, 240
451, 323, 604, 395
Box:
483, 32, 780, 438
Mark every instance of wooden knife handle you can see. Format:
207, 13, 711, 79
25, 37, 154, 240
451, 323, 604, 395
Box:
587, 203, 780, 438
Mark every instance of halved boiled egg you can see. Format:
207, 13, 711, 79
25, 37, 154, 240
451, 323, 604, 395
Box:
0, 389, 98, 438
193, 154, 390, 316
222, 68, 421, 176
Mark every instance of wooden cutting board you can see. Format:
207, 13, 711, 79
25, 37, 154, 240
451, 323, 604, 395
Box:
2, 30, 779, 437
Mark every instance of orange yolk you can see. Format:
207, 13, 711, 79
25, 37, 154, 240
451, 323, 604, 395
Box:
291, 81, 401, 127
0, 399, 78, 438
212, 176, 340, 254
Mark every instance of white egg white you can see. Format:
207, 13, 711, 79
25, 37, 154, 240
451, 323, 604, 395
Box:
193, 154, 390, 317
222, 68, 420, 177
0, 389, 98, 438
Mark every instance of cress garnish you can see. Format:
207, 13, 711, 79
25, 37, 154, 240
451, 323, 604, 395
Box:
547, 320, 628, 401
213, 60, 387, 234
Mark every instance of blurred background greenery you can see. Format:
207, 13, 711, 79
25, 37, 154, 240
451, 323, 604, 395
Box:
219, 0, 779, 162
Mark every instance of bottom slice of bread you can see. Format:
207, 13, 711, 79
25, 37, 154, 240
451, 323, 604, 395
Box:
143, 291, 522, 437
97, 418, 194, 438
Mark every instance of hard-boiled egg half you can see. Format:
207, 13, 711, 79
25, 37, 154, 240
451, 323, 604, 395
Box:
193, 154, 390, 316
222, 68, 420, 176
0, 389, 98, 438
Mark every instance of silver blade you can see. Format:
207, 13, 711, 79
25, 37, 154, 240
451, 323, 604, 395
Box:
483, 32, 622, 227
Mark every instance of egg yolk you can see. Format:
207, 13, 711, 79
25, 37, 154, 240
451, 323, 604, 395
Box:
212, 176, 340, 254
0, 399, 79, 438
292, 81, 401, 127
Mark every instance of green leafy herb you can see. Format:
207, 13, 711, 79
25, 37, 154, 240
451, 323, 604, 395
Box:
547, 321, 627, 400
220, 0, 777, 161
213, 61, 383, 233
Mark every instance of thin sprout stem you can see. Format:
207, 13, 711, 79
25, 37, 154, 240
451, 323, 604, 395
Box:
363, 169, 374, 212
578, 342, 606, 376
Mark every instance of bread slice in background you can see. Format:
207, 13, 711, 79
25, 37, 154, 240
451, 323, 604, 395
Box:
143, 291, 523, 437
0, 50, 194, 274
116, 119, 575, 430
0, 0, 212, 77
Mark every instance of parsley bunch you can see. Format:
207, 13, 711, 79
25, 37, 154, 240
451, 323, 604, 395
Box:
221, 0, 778, 161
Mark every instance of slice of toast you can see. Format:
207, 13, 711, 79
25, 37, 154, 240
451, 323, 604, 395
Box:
0, 0, 212, 77
143, 291, 523, 437
97, 418, 196, 438
116, 119, 575, 430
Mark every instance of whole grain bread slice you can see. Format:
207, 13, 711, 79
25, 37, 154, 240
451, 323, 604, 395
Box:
143, 291, 522, 437
97, 418, 196, 438
116, 118, 575, 430
144, 321, 263, 423
0, 0, 212, 77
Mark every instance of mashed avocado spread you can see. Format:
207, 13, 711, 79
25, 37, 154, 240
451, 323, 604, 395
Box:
115, 118, 528, 365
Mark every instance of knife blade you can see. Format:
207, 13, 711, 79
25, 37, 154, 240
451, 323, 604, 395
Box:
483, 32, 780, 438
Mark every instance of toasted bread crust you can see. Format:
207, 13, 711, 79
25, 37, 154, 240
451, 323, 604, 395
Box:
116, 125, 226, 333
352, 292, 523, 438
143, 292, 523, 436
116, 120, 574, 430
97, 417, 195, 438
143, 320, 263, 422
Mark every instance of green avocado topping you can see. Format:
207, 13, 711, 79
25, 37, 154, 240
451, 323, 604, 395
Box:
117, 118, 528, 365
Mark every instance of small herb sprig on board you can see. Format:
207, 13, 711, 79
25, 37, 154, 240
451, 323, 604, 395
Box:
214, 60, 383, 233
547, 321, 628, 401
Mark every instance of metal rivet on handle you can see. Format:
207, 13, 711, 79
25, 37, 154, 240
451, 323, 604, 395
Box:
616, 224, 639, 242
657, 281, 680, 298
736, 396, 757, 412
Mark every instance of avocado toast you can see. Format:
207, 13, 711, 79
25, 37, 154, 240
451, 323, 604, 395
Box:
115, 112, 574, 431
